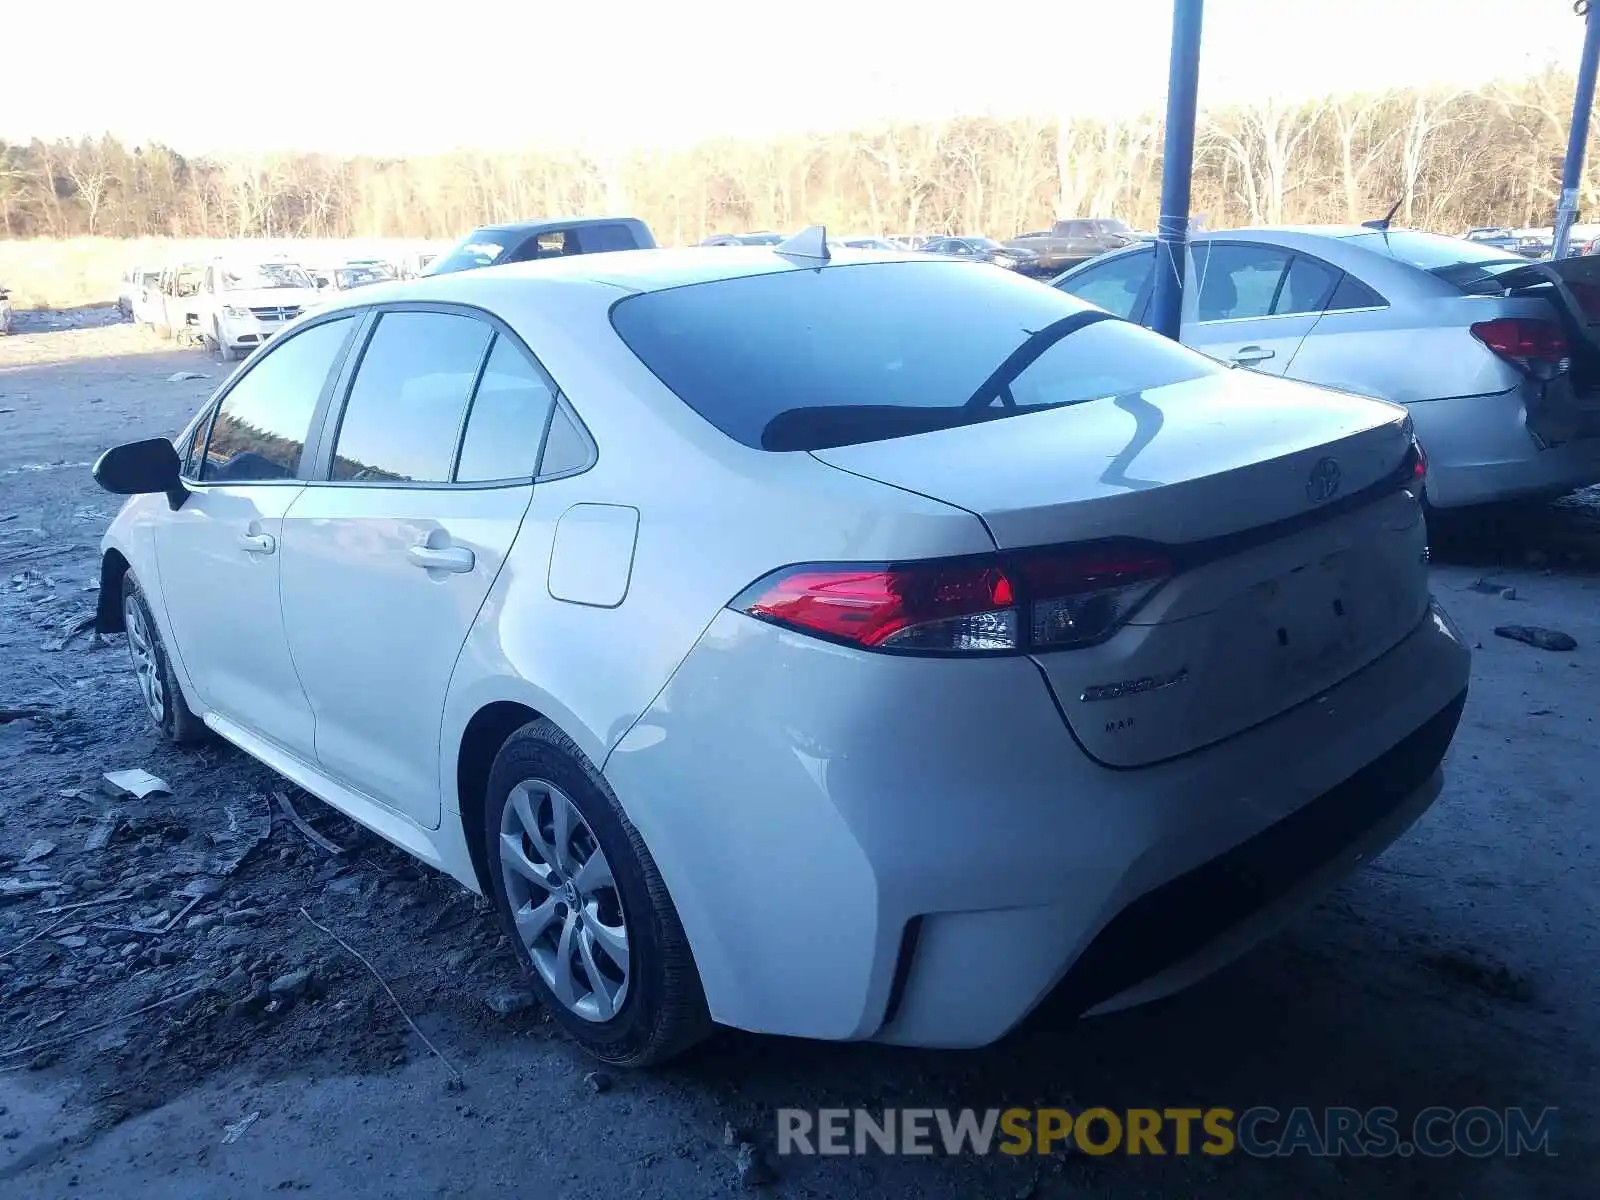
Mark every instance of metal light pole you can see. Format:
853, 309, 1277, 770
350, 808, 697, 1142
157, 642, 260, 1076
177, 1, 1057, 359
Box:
1148, 0, 1205, 340
1553, 0, 1600, 259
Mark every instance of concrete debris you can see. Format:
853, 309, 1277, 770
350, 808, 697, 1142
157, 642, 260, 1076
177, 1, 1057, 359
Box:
733, 1141, 776, 1188
221, 1111, 261, 1144
167, 371, 208, 383
0, 879, 53, 904
268, 968, 314, 999
1494, 625, 1578, 652
484, 986, 537, 1017
83, 812, 120, 851
168, 796, 272, 878
101, 769, 171, 799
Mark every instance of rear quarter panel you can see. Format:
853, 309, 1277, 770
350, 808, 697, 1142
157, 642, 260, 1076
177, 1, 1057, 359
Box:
437, 279, 993, 810
1287, 295, 1527, 403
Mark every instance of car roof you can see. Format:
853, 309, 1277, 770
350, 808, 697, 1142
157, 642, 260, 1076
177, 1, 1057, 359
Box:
472, 216, 648, 237
308, 246, 950, 317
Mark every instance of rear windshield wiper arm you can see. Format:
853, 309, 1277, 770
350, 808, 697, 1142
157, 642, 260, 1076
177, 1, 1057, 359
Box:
962, 310, 1117, 410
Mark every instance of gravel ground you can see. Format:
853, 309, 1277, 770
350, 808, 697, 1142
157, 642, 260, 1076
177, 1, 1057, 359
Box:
0, 311, 1596, 1198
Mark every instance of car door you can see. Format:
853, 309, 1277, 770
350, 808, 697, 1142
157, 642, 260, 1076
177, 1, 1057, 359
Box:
1182, 241, 1331, 374
153, 313, 361, 757
278, 307, 555, 829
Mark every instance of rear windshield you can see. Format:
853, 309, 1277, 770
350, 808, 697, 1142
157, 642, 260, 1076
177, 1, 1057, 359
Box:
610, 260, 1220, 451
1346, 230, 1525, 271
1345, 230, 1533, 295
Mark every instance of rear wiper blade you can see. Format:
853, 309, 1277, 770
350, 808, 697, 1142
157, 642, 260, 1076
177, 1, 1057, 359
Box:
962, 310, 1117, 409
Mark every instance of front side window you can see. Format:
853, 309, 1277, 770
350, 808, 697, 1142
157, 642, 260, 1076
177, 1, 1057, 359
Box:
201, 316, 356, 483
1055, 248, 1153, 320
179, 410, 212, 479
455, 336, 557, 483
611, 260, 1220, 452
1193, 243, 1292, 321
330, 311, 492, 483
430, 235, 507, 275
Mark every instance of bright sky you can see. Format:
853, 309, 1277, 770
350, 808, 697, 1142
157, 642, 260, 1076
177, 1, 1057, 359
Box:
5, 0, 1585, 155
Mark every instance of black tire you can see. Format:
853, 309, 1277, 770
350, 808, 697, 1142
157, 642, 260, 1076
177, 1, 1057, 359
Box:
481, 719, 710, 1067
121, 573, 208, 745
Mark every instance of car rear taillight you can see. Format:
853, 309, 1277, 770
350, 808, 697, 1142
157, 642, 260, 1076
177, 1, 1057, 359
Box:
1470, 317, 1570, 379
1403, 438, 1427, 485
731, 543, 1173, 655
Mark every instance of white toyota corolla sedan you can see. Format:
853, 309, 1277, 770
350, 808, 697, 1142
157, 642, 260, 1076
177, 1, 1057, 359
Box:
93, 239, 1471, 1066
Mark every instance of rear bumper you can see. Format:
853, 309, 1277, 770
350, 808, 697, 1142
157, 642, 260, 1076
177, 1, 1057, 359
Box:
1409, 386, 1600, 507
605, 598, 1471, 1048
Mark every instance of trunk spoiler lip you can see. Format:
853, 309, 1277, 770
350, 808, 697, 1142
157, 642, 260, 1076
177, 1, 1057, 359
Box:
807, 417, 1419, 580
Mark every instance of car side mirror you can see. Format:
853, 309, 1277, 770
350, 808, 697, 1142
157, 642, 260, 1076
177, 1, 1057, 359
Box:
93, 437, 188, 511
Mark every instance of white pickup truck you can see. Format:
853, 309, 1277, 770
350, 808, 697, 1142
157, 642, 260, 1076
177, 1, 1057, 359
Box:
191, 259, 323, 360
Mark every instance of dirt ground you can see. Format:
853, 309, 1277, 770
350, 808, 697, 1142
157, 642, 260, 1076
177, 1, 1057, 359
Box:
0, 310, 1596, 1199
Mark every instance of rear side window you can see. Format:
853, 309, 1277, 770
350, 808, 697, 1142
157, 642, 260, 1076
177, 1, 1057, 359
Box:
572, 223, 645, 253
610, 260, 1219, 452
330, 311, 492, 483
455, 337, 557, 482
1326, 273, 1387, 310
201, 316, 355, 483
1274, 254, 1340, 315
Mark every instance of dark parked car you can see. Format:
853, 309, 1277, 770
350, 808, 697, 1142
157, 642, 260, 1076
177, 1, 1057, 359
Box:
699, 232, 786, 246
426, 217, 655, 276
919, 236, 1039, 272
1005, 218, 1141, 274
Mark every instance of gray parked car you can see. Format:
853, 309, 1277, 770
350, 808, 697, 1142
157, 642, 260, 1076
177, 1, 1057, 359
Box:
1006, 218, 1142, 274
1052, 226, 1600, 508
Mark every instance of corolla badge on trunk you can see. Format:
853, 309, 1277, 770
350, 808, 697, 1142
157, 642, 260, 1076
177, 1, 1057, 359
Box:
1306, 457, 1342, 504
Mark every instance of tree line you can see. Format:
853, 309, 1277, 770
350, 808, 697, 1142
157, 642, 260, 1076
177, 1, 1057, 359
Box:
0, 67, 1588, 244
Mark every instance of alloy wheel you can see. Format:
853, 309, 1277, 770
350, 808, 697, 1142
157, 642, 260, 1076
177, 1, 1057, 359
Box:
123, 594, 165, 725
498, 779, 630, 1022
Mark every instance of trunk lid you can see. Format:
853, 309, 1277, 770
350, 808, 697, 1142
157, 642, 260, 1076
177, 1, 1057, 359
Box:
1463, 257, 1600, 443
812, 370, 1412, 548
814, 372, 1429, 766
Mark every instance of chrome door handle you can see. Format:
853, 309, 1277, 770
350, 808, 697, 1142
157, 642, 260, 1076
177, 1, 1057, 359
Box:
407, 545, 475, 573
237, 532, 276, 555
1231, 346, 1275, 365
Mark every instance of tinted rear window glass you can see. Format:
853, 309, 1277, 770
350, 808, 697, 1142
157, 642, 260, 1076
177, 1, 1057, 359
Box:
572, 223, 647, 252
610, 261, 1220, 452
1345, 231, 1523, 270
1346, 231, 1534, 296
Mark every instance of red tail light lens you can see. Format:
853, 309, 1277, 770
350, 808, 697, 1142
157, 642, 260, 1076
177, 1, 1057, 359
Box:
1470, 318, 1569, 377
732, 543, 1172, 655
1404, 438, 1427, 484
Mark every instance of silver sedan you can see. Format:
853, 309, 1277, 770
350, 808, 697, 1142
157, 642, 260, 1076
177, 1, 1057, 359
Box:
1053, 226, 1600, 508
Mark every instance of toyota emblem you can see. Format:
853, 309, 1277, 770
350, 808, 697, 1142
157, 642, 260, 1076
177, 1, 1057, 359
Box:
1306, 457, 1342, 504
